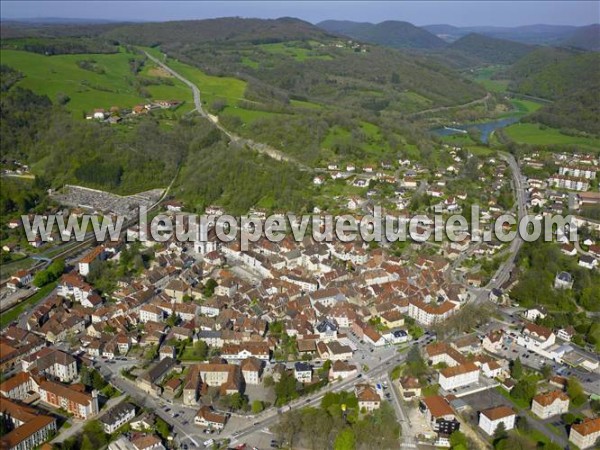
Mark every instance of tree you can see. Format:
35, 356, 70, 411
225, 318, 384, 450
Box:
511, 357, 523, 379
155, 417, 170, 440
540, 364, 552, 379
203, 278, 218, 297
493, 422, 508, 443
449, 431, 468, 448
252, 400, 264, 414
334, 427, 356, 450
567, 377, 586, 407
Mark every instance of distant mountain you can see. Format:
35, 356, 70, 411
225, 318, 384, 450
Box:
1, 17, 122, 24
317, 20, 447, 49
561, 24, 600, 51
448, 33, 535, 64
424, 23, 593, 46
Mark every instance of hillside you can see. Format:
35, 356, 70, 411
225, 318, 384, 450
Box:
448, 33, 535, 65
507, 49, 600, 133
560, 24, 600, 51
317, 20, 447, 49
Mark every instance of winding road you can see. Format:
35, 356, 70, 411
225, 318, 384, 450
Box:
143, 51, 312, 171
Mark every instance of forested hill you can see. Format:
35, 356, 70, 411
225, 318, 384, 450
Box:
448, 33, 535, 64
317, 20, 447, 49
507, 48, 600, 134
103, 17, 333, 45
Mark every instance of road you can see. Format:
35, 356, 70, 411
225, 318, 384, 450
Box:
472, 151, 527, 304
228, 350, 408, 447
143, 51, 312, 172
408, 92, 492, 119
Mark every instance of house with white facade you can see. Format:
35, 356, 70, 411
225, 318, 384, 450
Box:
479, 406, 516, 436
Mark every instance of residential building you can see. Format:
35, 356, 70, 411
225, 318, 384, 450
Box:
195, 406, 227, 429
569, 417, 600, 449
0, 398, 57, 450
38, 380, 99, 420
0, 372, 37, 401
419, 396, 460, 436
478, 406, 516, 436
408, 300, 458, 326
531, 391, 569, 419
355, 384, 381, 412
99, 402, 136, 434
438, 363, 479, 391
294, 362, 312, 383
240, 357, 262, 385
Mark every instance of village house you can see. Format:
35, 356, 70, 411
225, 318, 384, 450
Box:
479, 406, 516, 435
328, 360, 357, 381
294, 362, 312, 383
355, 384, 381, 412
531, 391, 569, 419
438, 363, 479, 391
99, 402, 136, 434
78, 246, 105, 277
569, 417, 600, 449
419, 395, 460, 436
240, 357, 263, 385
195, 406, 227, 430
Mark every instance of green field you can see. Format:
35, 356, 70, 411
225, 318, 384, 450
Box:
258, 41, 333, 61
165, 57, 247, 105
504, 123, 600, 150
510, 99, 543, 115
1, 49, 149, 114
472, 65, 510, 93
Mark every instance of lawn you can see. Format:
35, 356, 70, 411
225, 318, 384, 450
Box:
504, 123, 600, 151
510, 99, 543, 115
1, 49, 149, 115
0, 282, 57, 329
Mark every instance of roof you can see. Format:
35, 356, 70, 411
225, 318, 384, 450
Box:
481, 405, 515, 421
523, 323, 553, 340
571, 417, 600, 436
0, 371, 32, 393
79, 246, 104, 264
355, 384, 380, 403
39, 380, 92, 406
196, 406, 227, 424
0, 414, 55, 448
422, 395, 454, 418
440, 362, 479, 379
533, 390, 569, 407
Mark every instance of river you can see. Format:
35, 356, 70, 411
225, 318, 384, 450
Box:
432, 116, 520, 143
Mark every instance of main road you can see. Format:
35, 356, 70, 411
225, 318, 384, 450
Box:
472, 151, 527, 303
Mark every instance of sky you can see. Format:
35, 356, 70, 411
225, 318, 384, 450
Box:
1, 1, 599, 27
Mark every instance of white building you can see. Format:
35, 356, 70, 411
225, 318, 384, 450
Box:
438, 363, 479, 391
294, 362, 312, 383
569, 418, 600, 449
531, 391, 569, 419
479, 406, 516, 436
99, 402, 136, 434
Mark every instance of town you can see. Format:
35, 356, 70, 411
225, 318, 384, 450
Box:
1, 147, 599, 450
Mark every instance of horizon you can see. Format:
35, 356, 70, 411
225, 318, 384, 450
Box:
1, 1, 599, 27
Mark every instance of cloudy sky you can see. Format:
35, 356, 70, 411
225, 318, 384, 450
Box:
1, 1, 598, 27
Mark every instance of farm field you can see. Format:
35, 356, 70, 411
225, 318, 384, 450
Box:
0, 48, 148, 114
504, 123, 600, 151
258, 41, 333, 61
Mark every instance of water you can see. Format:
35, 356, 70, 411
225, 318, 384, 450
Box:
432, 116, 520, 144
